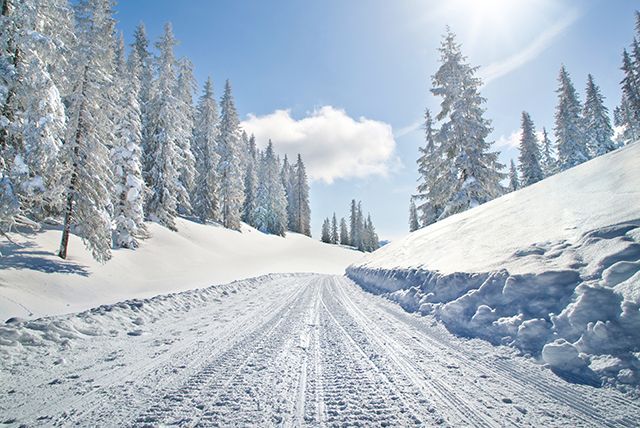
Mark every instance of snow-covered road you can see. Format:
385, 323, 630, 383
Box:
2, 274, 639, 427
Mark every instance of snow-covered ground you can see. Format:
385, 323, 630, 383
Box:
0, 218, 364, 321
347, 142, 640, 392
2, 274, 639, 426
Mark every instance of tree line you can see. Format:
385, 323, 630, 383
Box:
321, 199, 379, 252
0, 0, 311, 262
409, 17, 640, 233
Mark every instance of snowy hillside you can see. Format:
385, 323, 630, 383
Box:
347, 142, 640, 391
0, 218, 364, 321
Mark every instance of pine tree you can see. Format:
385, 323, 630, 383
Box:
518, 111, 543, 186
339, 217, 349, 245
409, 198, 420, 232
111, 33, 147, 249
191, 77, 220, 223
174, 58, 197, 213
145, 23, 184, 231
216, 80, 244, 230
58, 0, 117, 262
362, 214, 379, 252
349, 199, 358, 249
539, 127, 556, 177
583, 74, 616, 157
289, 154, 311, 236
253, 140, 287, 236
331, 212, 338, 244
355, 201, 365, 251
508, 159, 519, 192
281, 154, 294, 230
554, 66, 589, 171
321, 217, 331, 243
242, 134, 258, 226
431, 29, 505, 219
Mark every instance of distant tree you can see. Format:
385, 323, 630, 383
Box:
254, 140, 287, 236
583, 74, 616, 157
518, 111, 543, 187
288, 154, 311, 236
349, 199, 358, 248
331, 212, 338, 244
242, 134, 258, 227
363, 214, 380, 252
539, 127, 556, 177
508, 160, 519, 192
339, 217, 349, 245
409, 199, 420, 232
554, 66, 589, 171
216, 80, 245, 230
321, 217, 331, 243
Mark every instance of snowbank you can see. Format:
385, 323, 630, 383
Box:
347, 143, 640, 392
0, 218, 364, 321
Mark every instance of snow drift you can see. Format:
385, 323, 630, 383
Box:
347, 143, 640, 392
0, 218, 364, 321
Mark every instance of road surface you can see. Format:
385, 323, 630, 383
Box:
1, 274, 639, 426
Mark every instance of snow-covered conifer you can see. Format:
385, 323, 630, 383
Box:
554, 66, 589, 171
289, 154, 311, 236
331, 212, 338, 244
253, 140, 287, 236
409, 199, 420, 232
192, 77, 220, 223
583, 74, 616, 157
539, 127, 556, 177
508, 160, 519, 192
518, 111, 543, 187
242, 134, 258, 226
321, 218, 331, 243
175, 58, 197, 213
111, 34, 147, 249
58, 0, 117, 262
431, 29, 504, 219
339, 217, 349, 245
216, 80, 245, 230
145, 23, 184, 231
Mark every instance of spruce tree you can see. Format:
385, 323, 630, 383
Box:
242, 134, 258, 226
192, 77, 221, 223
331, 212, 338, 244
58, 0, 117, 262
253, 140, 287, 236
539, 127, 556, 177
508, 159, 519, 192
554, 66, 589, 171
431, 29, 504, 219
174, 58, 197, 213
146, 23, 183, 231
349, 199, 358, 249
216, 80, 244, 230
111, 33, 147, 248
583, 74, 616, 157
339, 217, 349, 245
289, 154, 310, 236
321, 217, 331, 243
409, 198, 420, 232
518, 111, 543, 186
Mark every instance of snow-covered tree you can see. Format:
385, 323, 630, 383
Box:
431, 29, 505, 219
321, 217, 331, 243
582, 74, 616, 157
242, 133, 258, 226
145, 23, 184, 231
191, 77, 220, 223
518, 111, 543, 187
111, 33, 147, 249
349, 199, 359, 249
554, 66, 589, 171
409, 198, 420, 232
362, 214, 380, 252
216, 80, 244, 230
508, 159, 519, 192
288, 154, 311, 236
339, 217, 349, 245
58, 0, 117, 262
539, 127, 556, 177
281, 154, 294, 230
174, 58, 196, 213
330, 212, 338, 244
254, 140, 287, 236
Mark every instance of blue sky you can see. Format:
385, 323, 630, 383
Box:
114, 0, 637, 241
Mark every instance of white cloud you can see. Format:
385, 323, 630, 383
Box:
241, 106, 399, 183
494, 130, 521, 150
480, 9, 580, 85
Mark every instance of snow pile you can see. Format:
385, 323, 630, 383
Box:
0, 218, 364, 321
0, 273, 300, 361
347, 143, 640, 392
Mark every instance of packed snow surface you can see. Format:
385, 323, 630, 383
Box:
0, 218, 364, 321
1, 275, 639, 426
347, 143, 640, 391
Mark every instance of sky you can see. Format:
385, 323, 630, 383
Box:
114, 0, 638, 241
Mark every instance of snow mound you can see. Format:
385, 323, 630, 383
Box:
347, 143, 640, 392
0, 218, 364, 321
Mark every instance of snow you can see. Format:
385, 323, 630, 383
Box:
0, 217, 364, 321
347, 142, 640, 392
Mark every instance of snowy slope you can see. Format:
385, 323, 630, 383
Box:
0, 218, 364, 321
347, 143, 640, 391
